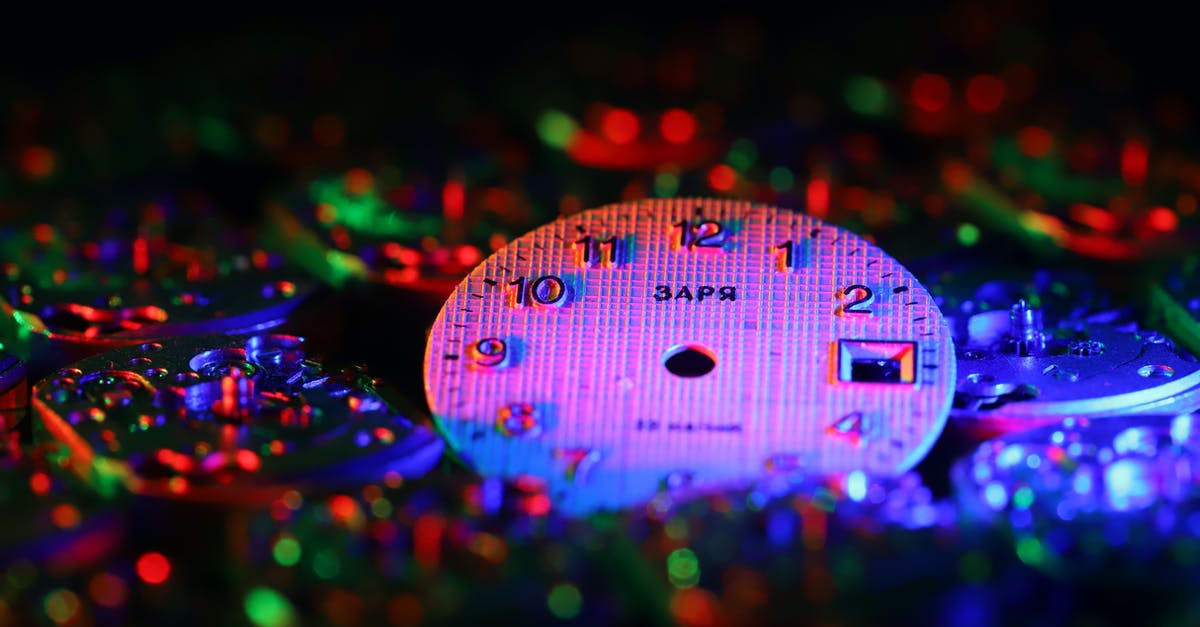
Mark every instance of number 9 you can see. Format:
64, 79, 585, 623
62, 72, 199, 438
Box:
469, 337, 508, 369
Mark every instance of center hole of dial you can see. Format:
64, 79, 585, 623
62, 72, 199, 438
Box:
663, 344, 717, 378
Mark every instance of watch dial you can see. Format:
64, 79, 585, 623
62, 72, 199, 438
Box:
425, 199, 955, 514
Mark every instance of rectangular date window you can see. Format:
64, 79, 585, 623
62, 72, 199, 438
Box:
837, 340, 916, 384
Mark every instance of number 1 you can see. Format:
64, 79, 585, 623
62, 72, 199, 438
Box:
775, 240, 796, 272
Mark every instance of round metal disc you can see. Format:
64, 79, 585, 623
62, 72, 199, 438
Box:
951, 322, 1200, 424
424, 198, 956, 514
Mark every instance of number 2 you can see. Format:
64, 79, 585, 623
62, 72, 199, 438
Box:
672, 220, 726, 249
841, 285, 874, 315
693, 221, 725, 247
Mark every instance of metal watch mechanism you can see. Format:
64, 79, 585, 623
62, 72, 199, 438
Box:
424, 198, 956, 515
920, 258, 1134, 343
953, 413, 1200, 574
0, 211, 317, 374
31, 334, 443, 503
951, 297, 1200, 431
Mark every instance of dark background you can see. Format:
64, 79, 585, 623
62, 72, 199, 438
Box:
5, 6, 1200, 626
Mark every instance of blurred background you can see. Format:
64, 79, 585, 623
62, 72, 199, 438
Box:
6, 3, 1200, 397
6, 4, 1200, 626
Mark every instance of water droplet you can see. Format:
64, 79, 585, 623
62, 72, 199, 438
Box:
77, 370, 153, 407
189, 348, 258, 379
1138, 364, 1175, 378
246, 335, 306, 376
1068, 339, 1105, 356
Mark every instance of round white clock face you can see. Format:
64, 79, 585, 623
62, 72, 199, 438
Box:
424, 199, 955, 514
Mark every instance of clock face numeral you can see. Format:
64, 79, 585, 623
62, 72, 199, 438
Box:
426, 200, 955, 515
573, 236, 620, 268
671, 219, 727, 250
507, 275, 568, 308
774, 240, 799, 272
693, 220, 725, 247
468, 338, 508, 369
554, 448, 602, 485
838, 284, 875, 316
826, 411, 867, 446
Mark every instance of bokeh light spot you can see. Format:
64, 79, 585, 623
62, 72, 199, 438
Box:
245, 587, 297, 627
547, 583, 583, 619
136, 552, 171, 584
659, 109, 697, 144
1147, 207, 1179, 232
43, 589, 80, 625
845, 76, 889, 116
89, 572, 129, 608
1018, 126, 1054, 158
911, 73, 951, 112
708, 164, 736, 192
273, 535, 302, 567
537, 110, 578, 149
956, 223, 981, 246
601, 108, 640, 144
966, 74, 1005, 113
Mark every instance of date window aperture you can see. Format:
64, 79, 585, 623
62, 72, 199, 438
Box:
837, 340, 917, 384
